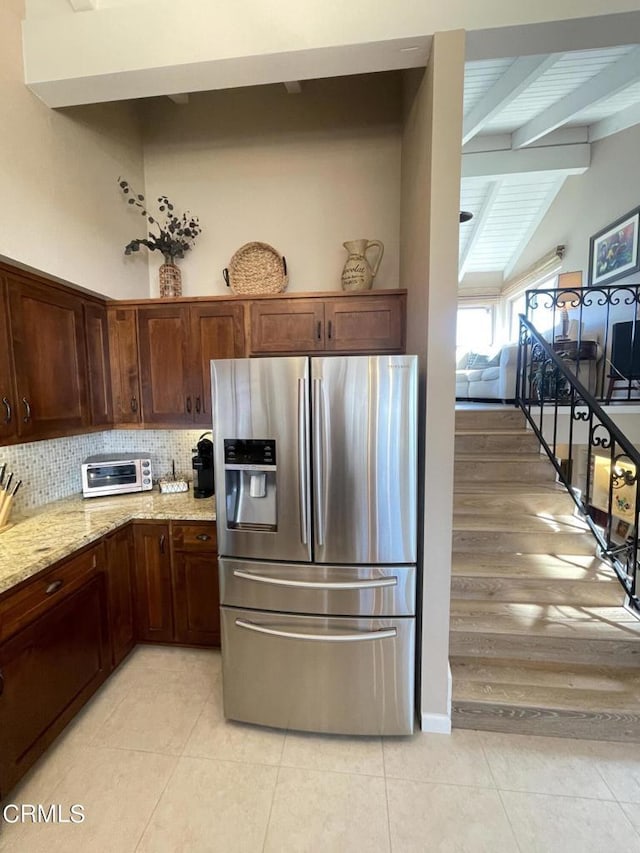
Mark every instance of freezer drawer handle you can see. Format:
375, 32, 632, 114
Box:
233, 570, 398, 590
235, 619, 397, 643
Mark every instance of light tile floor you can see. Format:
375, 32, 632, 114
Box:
1, 645, 640, 852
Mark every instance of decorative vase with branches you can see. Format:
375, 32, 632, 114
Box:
118, 178, 202, 297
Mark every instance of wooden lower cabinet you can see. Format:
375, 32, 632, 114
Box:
172, 523, 220, 647
0, 516, 219, 797
132, 522, 174, 642
105, 525, 136, 667
0, 562, 110, 797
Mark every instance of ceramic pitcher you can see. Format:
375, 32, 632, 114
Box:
341, 239, 384, 291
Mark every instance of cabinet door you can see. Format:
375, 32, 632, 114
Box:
138, 305, 193, 425
0, 575, 109, 797
7, 275, 89, 438
250, 299, 325, 354
105, 526, 135, 667
84, 301, 113, 427
108, 307, 141, 425
133, 523, 174, 642
190, 302, 246, 425
172, 523, 219, 647
324, 294, 405, 353
0, 280, 17, 442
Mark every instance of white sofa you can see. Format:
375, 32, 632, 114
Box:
455, 343, 518, 401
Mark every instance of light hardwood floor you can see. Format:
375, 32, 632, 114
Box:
451, 406, 640, 741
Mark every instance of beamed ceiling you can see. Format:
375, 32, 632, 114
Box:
459, 44, 640, 283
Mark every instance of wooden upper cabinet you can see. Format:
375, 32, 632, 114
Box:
108, 307, 141, 425
324, 294, 405, 353
84, 301, 113, 427
0, 280, 16, 442
7, 275, 89, 439
137, 305, 192, 426
190, 302, 245, 425
250, 299, 326, 354
249, 292, 406, 356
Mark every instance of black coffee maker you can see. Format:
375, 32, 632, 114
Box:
192, 432, 214, 499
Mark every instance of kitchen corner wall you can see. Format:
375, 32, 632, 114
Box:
0, 429, 205, 517
1, 0, 148, 299
140, 74, 403, 298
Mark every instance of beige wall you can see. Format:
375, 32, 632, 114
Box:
508, 122, 640, 288
401, 31, 465, 731
0, 0, 147, 299
139, 76, 402, 297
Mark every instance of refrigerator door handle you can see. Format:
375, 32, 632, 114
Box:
232, 569, 398, 590
298, 377, 309, 546
235, 619, 397, 643
313, 377, 326, 546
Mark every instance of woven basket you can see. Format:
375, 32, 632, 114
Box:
223, 242, 288, 295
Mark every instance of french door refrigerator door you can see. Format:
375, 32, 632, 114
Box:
221, 608, 415, 735
211, 356, 311, 563
311, 355, 417, 565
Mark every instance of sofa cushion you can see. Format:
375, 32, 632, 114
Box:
465, 352, 490, 368
480, 366, 501, 381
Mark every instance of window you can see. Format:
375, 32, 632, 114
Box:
456, 306, 494, 352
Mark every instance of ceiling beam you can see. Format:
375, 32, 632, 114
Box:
512, 46, 640, 148
503, 176, 567, 279
459, 180, 502, 281
589, 101, 640, 143
463, 54, 558, 144
462, 143, 590, 182
68, 0, 97, 10
463, 127, 588, 154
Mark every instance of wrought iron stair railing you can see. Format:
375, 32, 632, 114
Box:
517, 315, 639, 613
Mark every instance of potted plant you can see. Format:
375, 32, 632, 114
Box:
118, 178, 202, 297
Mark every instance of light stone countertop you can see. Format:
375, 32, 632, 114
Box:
0, 489, 216, 597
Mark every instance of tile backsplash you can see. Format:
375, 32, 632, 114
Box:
0, 429, 210, 516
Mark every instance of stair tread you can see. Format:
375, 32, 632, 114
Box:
451, 553, 617, 581
450, 602, 640, 639
455, 428, 530, 436
453, 481, 568, 495
455, 452, 544, 461
453, 513, 589, 534
451, 658, 640, 712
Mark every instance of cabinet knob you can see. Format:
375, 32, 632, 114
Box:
186, 396, 192, 414
130, 396, 138, 413
196, 533, 211, 541
317, 321, 322, 341
159, 534, 166, 554
45, 579, 64, 596
327, 320, 333, 340
2, 397, 11, 424
22, 398, 32, 423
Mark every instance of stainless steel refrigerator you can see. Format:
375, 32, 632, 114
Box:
211, 354, 417, 735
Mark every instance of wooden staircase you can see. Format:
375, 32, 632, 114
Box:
451, 406, 640, 742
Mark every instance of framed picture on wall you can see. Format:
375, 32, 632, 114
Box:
588, 206, 640, 286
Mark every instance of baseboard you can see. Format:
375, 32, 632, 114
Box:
420, 712, 452, 734
419, 664, 452, 734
